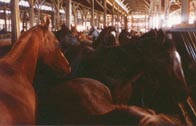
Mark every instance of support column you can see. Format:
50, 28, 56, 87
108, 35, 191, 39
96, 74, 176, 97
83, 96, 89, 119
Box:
65, 0, 72, 29
56, 5, 60, 30
51, 9, 55, 30
35, 0, 41, 24
112, 2, 114, 26
124, 15, 128, 29
11, 0, 20, 44
35, 0, 46, 25
95, 13, 98, 27
53, 0, 63, 30
84, 11, 87, 29
181, 0, 190, 24
164, 0, 170, 26
131, 13, 134, 30
97, 13, 101, 28
117, 9, 120, 33
29, 0, 35, 28
73, 10, 78, 26
91, 0, 95, 27
4, 7, 7, 31
145, 13, 147, 32
103, 0, 107, 27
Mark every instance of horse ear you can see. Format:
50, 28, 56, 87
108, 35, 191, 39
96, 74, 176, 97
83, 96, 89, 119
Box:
45, 17, 50, 29
157, 29, 165, 41
41, 16, 50, 29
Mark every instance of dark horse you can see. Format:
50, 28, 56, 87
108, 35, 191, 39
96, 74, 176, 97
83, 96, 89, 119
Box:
92, 26, 116, 49
73, 29, 195, 125
41, 77, 182, 126
54, 24, 94, 77
0, 18, 71, 125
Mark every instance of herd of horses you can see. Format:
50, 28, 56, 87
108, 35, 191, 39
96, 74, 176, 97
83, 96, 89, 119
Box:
0, 17, 196, 126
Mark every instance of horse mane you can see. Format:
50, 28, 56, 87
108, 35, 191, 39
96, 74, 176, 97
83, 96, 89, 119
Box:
141, 29, 175, 49
1, 25, 53, 64
113, 105, 182, 126
123, 29, 175, 54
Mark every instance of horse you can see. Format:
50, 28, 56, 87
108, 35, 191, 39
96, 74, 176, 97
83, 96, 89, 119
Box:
92, 26, 117, 49
172, 32, 196, 94
72, 29, 196, 124
119, 28, 131, 45
119, 29, 140, 46
54, 25, 94, 76
0, 18, 71, 125
39, 77, 182, 126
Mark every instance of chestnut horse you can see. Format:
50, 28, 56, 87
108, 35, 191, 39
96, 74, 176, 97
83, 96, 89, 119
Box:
0, 18, 70, 125
40, 78, 182, 126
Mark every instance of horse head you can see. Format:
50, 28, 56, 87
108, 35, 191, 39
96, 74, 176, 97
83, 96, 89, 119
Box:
136, 29, 186, 98
38, 18, 71, 75
93, 26, 116, 48
135, 29, 196, 124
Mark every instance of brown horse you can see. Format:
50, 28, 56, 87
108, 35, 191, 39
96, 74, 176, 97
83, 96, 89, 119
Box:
40, 78, 182, 126
0, 18, 70, 125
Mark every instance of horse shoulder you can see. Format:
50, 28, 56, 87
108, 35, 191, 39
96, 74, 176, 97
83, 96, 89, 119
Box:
0, 101, 13, 125
0, 86, 35, 125
0, 63, 36, 124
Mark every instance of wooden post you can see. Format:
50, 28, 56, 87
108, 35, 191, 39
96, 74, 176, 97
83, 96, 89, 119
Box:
112, 2, 114, 26
65, 0, 72, 29
97, 13, 101, 28
4, 7, 7, 31
164, 0, 170, 26
82, 10, 86, 29
117, 9, 120, 32
91, 0, 95, 27
124, 15, 128, 29
73, 5, 78, 27
74, 10, 78, 27
29, 0, 35, 28
82, 10, 88, 30
35, 0, 41, 24
56, 5, 60, 30
145, 13, 147, 32
95, 13, 98, 27
181, 0, 190, 24
35, 0, 46, 25
53, 0, 63, 30
103, 0, 107, 27
131, 13, 134, 30
11, 0, 20, 44
51, 9, 55, 30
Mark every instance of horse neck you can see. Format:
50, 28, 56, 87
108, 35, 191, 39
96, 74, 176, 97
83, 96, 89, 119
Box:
3, 31, 39, 83
120, 43, 144, 73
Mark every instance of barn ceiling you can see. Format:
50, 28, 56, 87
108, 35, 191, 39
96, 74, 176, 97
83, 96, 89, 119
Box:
124, 0, 150, 13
